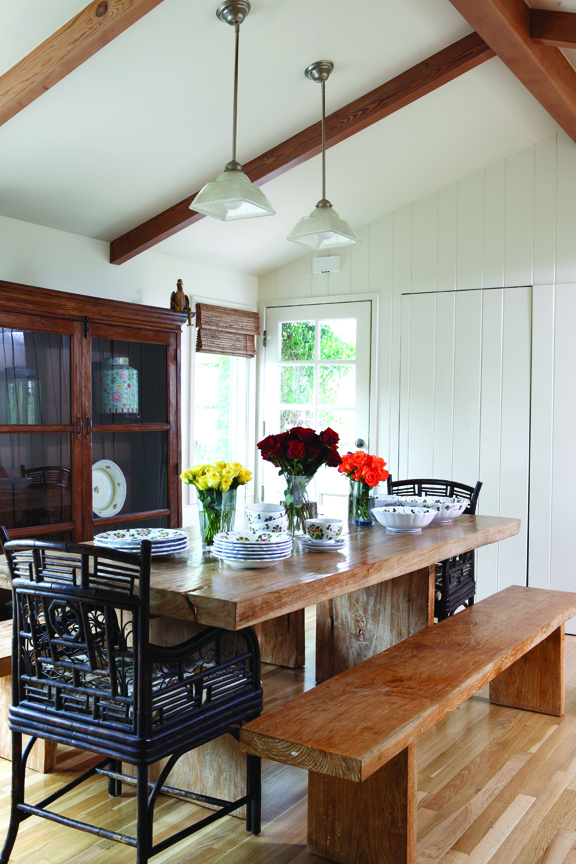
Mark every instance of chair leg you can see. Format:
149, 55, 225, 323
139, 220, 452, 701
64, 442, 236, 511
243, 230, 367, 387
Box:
136, 765, 151, 864
246, 753, 261, 836
108, 759, 122, 797
0, 732, 24, 864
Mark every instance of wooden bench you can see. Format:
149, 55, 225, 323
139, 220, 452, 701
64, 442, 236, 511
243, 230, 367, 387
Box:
0, 618, 56, 773
240, 585, 576, 864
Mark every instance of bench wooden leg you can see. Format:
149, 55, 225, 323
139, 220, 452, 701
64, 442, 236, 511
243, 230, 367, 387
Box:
307, 743, 417, 864
490, 624, 565, 716
253, 610, 305, 668
316, 566, 434, 683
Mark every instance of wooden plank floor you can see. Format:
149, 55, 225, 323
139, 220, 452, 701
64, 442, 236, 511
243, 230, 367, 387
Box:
2, 609, 576, 863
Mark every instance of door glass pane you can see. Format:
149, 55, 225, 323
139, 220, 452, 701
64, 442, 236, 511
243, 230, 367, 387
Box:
319, 366, 355, 406
281, 322, 315, 361
281, 366, 314, 404
318, 409, 355, 453
91, 431, 167, 517
91, 339, 167, 425
280, 409, 314, 431
0, 433, 71, 529
320, 320, 356, 360
0, 329, 71, 424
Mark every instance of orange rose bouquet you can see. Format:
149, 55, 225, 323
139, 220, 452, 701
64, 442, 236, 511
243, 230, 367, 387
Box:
338, 451, 389, 524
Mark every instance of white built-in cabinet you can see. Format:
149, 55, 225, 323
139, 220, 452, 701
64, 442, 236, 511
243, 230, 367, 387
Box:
399, 287, 532, 605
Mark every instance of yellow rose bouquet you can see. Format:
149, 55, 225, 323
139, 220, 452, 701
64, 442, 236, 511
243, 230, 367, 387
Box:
180, 461, 252, 546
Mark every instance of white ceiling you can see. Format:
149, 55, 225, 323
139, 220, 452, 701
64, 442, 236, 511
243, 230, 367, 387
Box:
0, 0, 567, 276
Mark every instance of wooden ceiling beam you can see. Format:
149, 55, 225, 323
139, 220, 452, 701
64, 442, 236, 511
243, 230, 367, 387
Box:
110, 31, 494, 264
0, 0, 165, 127
531, 10, 576, 49
448, 0, 576, 142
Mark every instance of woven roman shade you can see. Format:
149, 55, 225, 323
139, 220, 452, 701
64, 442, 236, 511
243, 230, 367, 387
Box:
195, 303, 260, 358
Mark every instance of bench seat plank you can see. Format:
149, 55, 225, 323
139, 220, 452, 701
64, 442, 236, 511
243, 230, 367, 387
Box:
240, 586, 576, 783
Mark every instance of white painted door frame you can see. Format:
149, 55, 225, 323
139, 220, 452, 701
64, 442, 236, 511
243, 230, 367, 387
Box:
255, 293, 379, 502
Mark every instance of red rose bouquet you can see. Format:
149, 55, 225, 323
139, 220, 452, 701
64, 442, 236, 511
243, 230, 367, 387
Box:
338, 451, 389, 525
258, 426, 342, 534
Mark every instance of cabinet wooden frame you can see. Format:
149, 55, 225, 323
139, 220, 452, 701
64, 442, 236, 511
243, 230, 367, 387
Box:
0, 279, 186, 542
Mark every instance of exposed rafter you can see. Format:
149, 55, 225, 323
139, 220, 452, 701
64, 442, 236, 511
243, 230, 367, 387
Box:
531, 9, 576, 49
0, 0, 165, 128
110, 31, 494, 265
448, 0, 576, 143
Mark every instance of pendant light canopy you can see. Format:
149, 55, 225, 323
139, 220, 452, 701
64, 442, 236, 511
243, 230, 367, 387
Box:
191, 1, 275, 221
287, 61, 359, 249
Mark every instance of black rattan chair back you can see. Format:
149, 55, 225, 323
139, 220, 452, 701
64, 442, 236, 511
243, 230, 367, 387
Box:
386, 477, 482, 620
386, 477, 482, 514
0, 537, 263, 863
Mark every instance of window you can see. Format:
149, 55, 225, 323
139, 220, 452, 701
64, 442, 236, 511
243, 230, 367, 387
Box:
193, 353, 253, 502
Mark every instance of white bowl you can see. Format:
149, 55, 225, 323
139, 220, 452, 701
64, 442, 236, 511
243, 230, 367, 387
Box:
372, 506, 436, 533
426, 499, 468, 522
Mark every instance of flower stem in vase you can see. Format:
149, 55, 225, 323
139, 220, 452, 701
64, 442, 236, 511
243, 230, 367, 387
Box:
282, 474, 317, 536
349, 479, 374, 526
197, 488, 237, 546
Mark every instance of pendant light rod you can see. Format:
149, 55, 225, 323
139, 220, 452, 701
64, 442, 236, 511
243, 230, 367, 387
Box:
232, 20, 239, 163
305, 60, 334, 203
216, 0, 251, 166
321, 79, 326, 201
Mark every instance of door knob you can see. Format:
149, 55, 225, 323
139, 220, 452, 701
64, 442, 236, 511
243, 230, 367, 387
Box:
355, 438, 365, 448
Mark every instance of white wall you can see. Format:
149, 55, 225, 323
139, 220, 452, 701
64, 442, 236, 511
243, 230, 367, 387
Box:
258, 131, 576, 606
0, 212, 258, 528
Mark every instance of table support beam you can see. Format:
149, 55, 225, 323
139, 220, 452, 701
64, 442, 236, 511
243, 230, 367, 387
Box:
315, 565, 434, 684
254, 610, 305, 668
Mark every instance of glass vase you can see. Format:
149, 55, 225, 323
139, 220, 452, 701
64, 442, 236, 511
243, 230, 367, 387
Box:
197, 488, 237, 547
281, 474, 317, 536
348, 480, 375, 526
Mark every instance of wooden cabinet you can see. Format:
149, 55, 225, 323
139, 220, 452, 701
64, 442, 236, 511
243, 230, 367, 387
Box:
0, 281, 186, 542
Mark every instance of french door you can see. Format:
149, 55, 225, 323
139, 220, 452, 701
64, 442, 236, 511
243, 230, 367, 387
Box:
263, 300, 373, 517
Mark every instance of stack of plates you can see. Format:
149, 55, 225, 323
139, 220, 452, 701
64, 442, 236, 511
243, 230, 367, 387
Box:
212, 530, 292, 570
94, 528, 189, 558
300, 536, 347, 553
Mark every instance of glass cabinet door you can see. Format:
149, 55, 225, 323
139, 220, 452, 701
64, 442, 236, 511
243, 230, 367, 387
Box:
88, 331, 177, 537
0, 317, 81, 543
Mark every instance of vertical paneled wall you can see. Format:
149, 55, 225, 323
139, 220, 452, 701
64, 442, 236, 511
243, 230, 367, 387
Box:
259, 131, 576, 611
400, 287, 532, 598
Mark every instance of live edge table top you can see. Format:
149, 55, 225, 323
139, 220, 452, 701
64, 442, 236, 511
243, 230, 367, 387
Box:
0, 516, 520, 631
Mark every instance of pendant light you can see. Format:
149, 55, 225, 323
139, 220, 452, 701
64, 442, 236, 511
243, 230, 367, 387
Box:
287, 61, 359, 249
191, 1, 275, 221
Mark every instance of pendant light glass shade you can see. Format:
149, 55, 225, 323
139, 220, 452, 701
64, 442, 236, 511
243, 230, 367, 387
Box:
287, 199, 359, 249
192, 161, 275, 221
190, 1, 275, 221
287, 60, 358, 249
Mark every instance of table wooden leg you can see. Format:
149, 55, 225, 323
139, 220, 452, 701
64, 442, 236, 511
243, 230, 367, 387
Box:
253, 610, 305, 668
308, 743, 417, 864
490, 624, 565, 716
0, 676, 57, 773
315, 566, 434, 683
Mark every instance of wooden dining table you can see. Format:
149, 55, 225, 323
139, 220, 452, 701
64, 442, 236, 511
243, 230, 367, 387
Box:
0, 514, 521, 811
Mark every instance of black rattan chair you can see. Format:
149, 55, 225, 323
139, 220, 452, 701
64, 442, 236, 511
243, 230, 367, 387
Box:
0, 535, 263, 864
387, 477, 482, 620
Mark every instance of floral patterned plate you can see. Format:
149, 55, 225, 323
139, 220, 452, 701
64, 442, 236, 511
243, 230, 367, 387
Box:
92, 460, 127, 518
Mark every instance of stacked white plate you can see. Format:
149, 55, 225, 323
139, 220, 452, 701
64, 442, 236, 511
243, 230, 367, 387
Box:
212, 530, 292, 570
300, 536, 347, 553
94, 528, 189, 558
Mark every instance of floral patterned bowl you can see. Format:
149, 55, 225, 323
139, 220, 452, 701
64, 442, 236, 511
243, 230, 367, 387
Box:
399, 497, 468, 523
305, 518, 344, 542
246, 503, 286, 525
